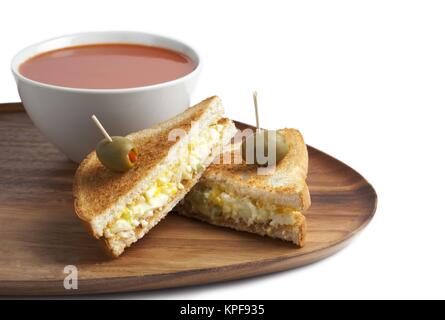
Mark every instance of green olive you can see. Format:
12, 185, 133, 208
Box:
96, 136, 138, 172
241, 130, 289, 166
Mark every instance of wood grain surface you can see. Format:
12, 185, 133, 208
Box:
0, 103, 377, 295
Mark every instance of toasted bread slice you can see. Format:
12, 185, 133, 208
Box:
177, 200, 307, 246
177, 128, 310, 246
73, 96, 237, 257
197, 129, 310, 210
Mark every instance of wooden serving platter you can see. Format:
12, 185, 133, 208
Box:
0, 103, 377, 296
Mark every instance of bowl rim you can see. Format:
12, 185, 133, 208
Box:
11, 31, 202, 94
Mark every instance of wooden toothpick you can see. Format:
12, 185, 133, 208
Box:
91, 115, 112, 142
253, 91, 261, 132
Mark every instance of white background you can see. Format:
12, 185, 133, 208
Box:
1, 0, 445, 299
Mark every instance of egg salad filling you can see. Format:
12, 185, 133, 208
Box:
186, 186, 300, 227
103, 123, 226, 245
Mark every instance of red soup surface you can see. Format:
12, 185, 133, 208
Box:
19, 44, 197, 89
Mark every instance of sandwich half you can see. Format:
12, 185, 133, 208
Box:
177, 128, 310, 246
74, 96, 237, 257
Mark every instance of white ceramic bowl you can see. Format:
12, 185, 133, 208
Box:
11, 31, 201, 163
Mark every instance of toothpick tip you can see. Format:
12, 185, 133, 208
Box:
91, 114, 112, 142
253, 91, 260, 131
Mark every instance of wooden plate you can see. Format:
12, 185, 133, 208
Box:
0, 103, 377, 296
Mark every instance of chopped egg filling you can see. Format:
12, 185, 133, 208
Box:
187, 187, 300, 227
104, 124, 225, 246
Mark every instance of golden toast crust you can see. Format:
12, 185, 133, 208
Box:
73, 96, 220, 224
199, 129, 311, 210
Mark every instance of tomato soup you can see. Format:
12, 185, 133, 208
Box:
19, 44, 197, 89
